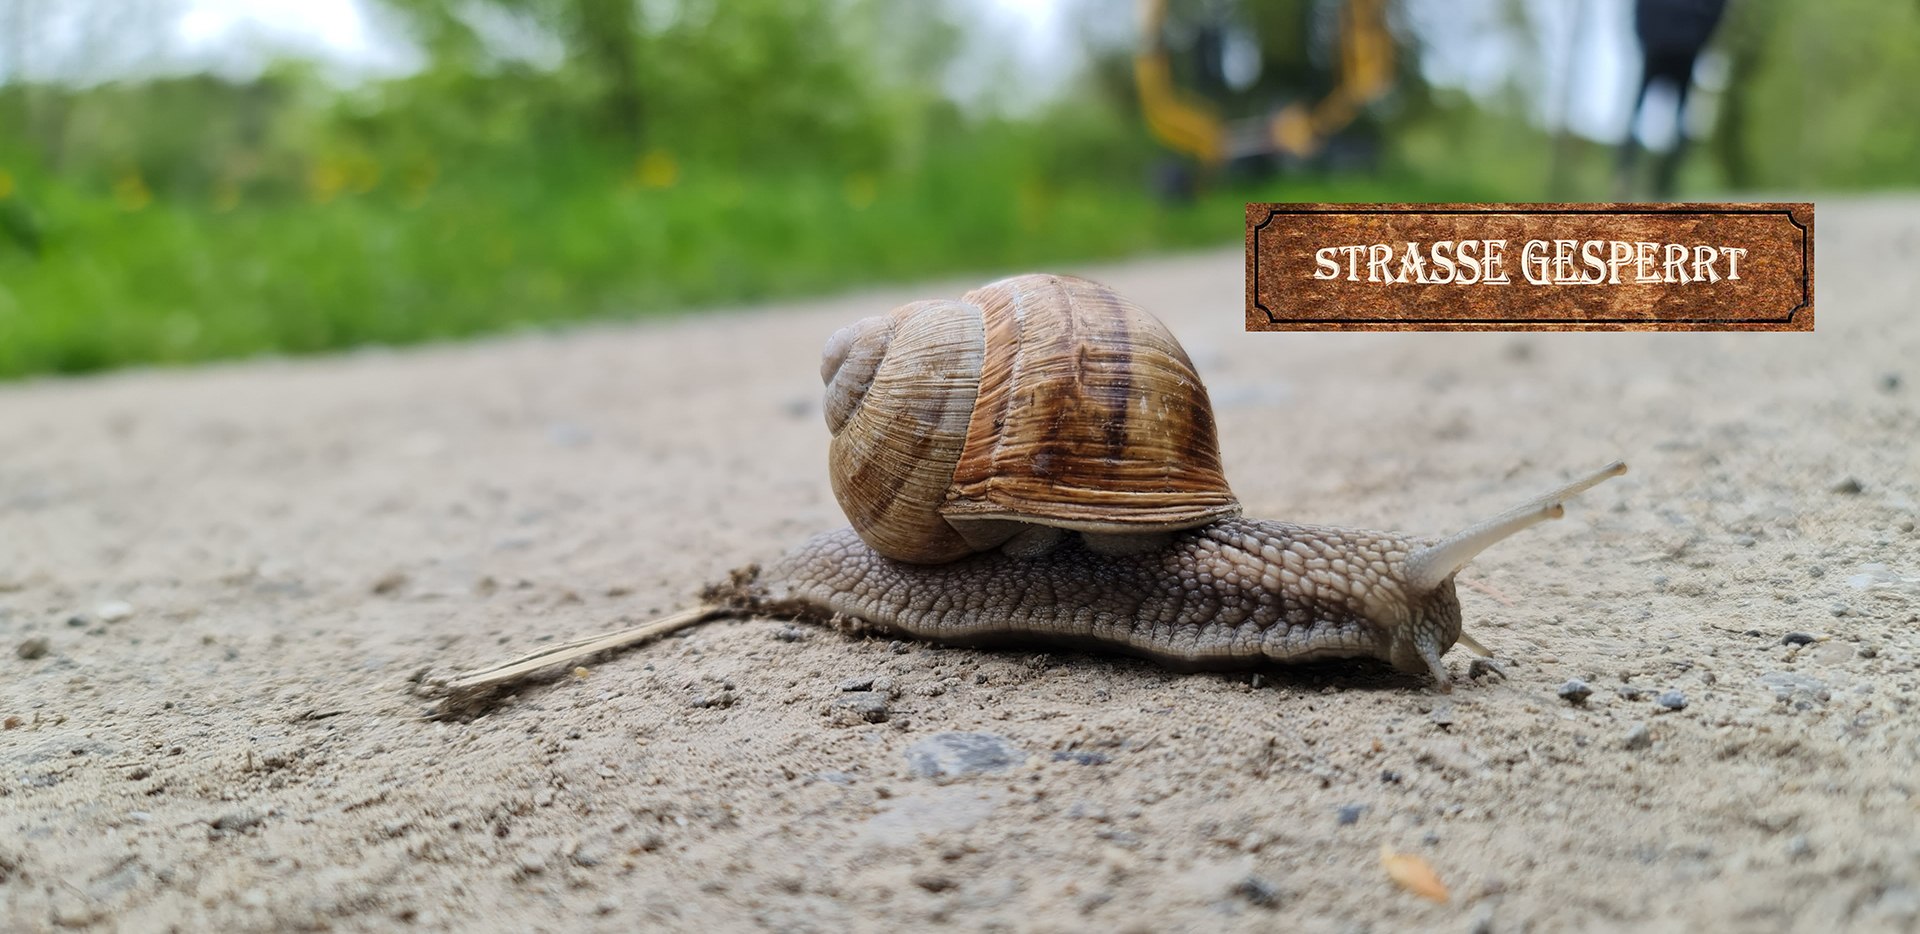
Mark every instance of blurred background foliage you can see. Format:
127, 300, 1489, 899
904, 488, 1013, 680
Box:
0, 0, 1913, 378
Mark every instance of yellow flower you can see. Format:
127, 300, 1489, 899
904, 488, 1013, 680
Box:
113, 172, 152, 212
307, 162, 347, 204
346, 154, 381, 194
213, 179, 242, 212
633, 149, 679, 190
843, 172, 878, 210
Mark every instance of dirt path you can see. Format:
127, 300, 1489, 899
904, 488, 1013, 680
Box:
3, 198, 1917, 932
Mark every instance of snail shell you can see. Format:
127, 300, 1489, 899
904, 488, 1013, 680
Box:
820, 273, 1240, 564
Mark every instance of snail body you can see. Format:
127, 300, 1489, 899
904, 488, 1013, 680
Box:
765, 519, 1458, 677
759, 273, 1625, 688
446, 274, 1626, 707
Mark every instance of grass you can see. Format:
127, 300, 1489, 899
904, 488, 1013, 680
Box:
0, 135, 1493, 379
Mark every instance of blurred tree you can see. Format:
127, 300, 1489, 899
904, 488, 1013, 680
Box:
365, 0, 964, 172
376, 0, 646, 147
1736, 0, 1920, 189
1706, 0, 1783, 190
0, 0, 185, 170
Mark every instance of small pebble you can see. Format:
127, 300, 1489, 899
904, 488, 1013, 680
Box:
16, 637, 49, 660
1050, 750, 1110, 766
687, 690, 736, 709
1622, 723, 1653, 751
837, 675, 876, 692
209, 810, 264, 835
1557, 679, 1593, 705
1470, 907, 1497, 934
1759, 671, 1831, 706
1428, 702, 1456, 728
1781, 632, 1818, 646
1233, 874, 1283, 908
830, 692, 889, 724
1336, 804, 1368, 826
1832, 477, 1865, 495
95, 601, 134, 623
546, 421, 593, 447
1656, 690, 1687, 711
905, 731, 1026, 780
912, 873, 957, 893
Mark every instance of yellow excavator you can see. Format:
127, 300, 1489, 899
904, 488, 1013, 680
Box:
1135, 0, 1395, 195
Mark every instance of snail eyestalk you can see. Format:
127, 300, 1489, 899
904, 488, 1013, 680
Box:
1415, 628, 1453, 691
1403, 461, 1628, 595
1454, 631, 1493, 658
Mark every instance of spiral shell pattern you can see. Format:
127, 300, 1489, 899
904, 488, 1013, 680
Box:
820, 274, 1239, 565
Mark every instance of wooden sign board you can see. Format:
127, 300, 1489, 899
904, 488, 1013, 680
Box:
1246, 203, 1813, 331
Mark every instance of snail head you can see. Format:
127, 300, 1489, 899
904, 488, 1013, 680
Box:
1378, 461, 1628, 690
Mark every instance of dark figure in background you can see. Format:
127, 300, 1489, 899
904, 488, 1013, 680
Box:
1617, 0, 1729, 199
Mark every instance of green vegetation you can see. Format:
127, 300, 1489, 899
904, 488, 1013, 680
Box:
0, 0, 1912, 379
0, 112, 1454, 378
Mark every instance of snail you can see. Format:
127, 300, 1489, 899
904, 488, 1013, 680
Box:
444, 274, 1624, 707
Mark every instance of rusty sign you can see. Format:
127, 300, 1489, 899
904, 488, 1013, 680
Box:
1246, 203, 1813, 331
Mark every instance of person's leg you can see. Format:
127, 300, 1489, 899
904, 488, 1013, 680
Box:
1650, 55, 1699, 198
1615, 68, 1657, 197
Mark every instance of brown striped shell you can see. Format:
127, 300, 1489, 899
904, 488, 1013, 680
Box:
819, 274, 1240, 564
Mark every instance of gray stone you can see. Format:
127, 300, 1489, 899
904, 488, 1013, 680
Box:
1759, 672, 1831, 706
1623, 723, 1653, 751
905, 731, 1026, 780
830, 691, 889, 724
209, 810, 264, 836
1233, 874, 1283, 908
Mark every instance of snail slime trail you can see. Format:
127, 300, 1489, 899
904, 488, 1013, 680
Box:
441, 274, 1627, 710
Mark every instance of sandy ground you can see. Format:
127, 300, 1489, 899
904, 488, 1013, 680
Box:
2, 197, 1917, 933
